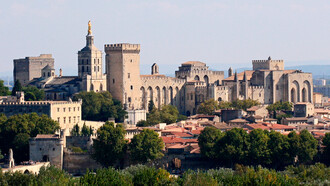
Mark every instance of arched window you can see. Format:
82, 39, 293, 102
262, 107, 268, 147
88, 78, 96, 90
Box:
82, 66, 85, 72
94, 66, 96, 72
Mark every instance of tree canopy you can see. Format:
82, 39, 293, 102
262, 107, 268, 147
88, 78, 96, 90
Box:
73, 91, 127, 122
11, 80, 22, 96
92, 121, 127, 167
197, 99, 260, 115
0, 80, 10, 96
22, 86, 45, 101
197, 99, 219, 115
199, 127, 319, 169
129, 129, 164, 163
0, 113, 60, 162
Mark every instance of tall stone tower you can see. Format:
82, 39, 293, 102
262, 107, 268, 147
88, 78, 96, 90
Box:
105, 43, 141, 110
78, 21, 106, 92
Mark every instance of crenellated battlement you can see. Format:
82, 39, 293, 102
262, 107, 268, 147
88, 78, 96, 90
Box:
249, 85, 264, 89
105, 43, 140, 52
216, 86, 229, 91
252, 59, 283, 63
0, 100, 82, 106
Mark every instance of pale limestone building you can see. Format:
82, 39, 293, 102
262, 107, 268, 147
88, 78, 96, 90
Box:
13, 54, 54, 86
26, 21, 106, 100
0, 92, 82, 129
104, 47, 312, 115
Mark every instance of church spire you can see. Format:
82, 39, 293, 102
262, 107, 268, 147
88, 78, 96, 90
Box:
234, 71, 238, 82
243, 71, 247, 82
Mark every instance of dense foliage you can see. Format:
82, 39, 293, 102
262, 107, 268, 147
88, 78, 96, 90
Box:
11, 80, 22, 96
267, 101, 293, 120
139, 103, 185, 126
73, 91, 127, 122
0, 113, 60, 162
0, 80, 10, 96
1, 164, 329, 185
199, 127, 319, 169
92, 121, 127, 167
198, 99, 260, 115
129, 129, 164, 163
70, 123, 93, 136
11, 80, 44, 101
22, 86, 45, 101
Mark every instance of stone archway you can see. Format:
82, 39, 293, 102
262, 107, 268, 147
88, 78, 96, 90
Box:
169, 87, 173, 105
302, 88, 307, 102
291, 80, 300, 103
204, 75, 209, 85
156, 86, 160, 108
303, 80, 311, 102
194, 75, 200, 81
140, 86, 146, 109
291, 88, 296, 103
162, 87, 167, 105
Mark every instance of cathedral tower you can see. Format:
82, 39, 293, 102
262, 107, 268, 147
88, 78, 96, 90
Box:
105, 43, 141, 109
78, 21, 106, 92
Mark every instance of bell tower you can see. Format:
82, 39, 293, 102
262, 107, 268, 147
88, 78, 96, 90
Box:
78, 21, 106, 92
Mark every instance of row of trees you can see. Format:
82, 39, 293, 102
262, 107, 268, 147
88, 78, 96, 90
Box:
0, 113, 60, 163
137, 100, 187, 127
70, 123, 94, 136
197, 99, 260, 115
72, 91, 127, 122
1, 163, 329, 185
198, 127, 324, 169
92, 122, 164, 167
0, 80, 45, 100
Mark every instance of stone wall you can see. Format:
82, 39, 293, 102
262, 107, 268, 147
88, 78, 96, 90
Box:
63, 150, 101, 175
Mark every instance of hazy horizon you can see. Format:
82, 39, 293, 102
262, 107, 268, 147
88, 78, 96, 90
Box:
1, 0, 330, 76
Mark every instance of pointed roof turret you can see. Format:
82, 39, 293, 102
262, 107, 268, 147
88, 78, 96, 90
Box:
243, 71, 247, 82
234, 71, 238, 82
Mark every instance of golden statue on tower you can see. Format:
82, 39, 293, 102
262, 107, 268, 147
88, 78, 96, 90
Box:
88, 20, 92, 35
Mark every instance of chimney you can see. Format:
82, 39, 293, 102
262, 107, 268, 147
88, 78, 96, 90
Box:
59, 68, 62, 77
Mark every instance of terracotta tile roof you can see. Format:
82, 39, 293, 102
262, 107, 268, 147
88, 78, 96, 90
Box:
244, 123, 296, 130
228, 118, 249, 123
191, 130, 201, 135
224, 70, 254, 81
35, 134, 59, 139
247, 106, 261, 111
181, 61, 206, 66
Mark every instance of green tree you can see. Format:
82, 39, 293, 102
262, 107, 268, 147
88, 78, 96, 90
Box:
146, 108, 161, 125
80, 167, 133, 185
0, 149, 3, 160
11, 80, 22, 96
148, 100, 155, 113
322, 133, 330, 165
0, 113, 60, 162
232, 99, 260, 111
129, 129, 164, 163
70, 124, 80, 136
24, 92, 36, 101
198, 127, 223, 159
218, 101, 232, 109
197, 99, 219, 115
22, 86, 45, 101
160, 105, 179, 124
297, 130, 318, 164
0, 80, 10, 96
217, 128, 250, 166
73, 91, 127, 122
92, 122, 127, 167
136, 120, 149, 127
248, 129, 271, 166
267, 101, 293, 118
37, 166, 73, 185
268, 130, 291, 169
81, 123, 90, 136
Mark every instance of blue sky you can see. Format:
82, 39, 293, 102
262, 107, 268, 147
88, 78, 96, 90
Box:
1, 0, 330, 76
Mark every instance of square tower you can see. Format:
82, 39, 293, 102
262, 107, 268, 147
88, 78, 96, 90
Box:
105, 43, 141, 109
252, 56, 284, 71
